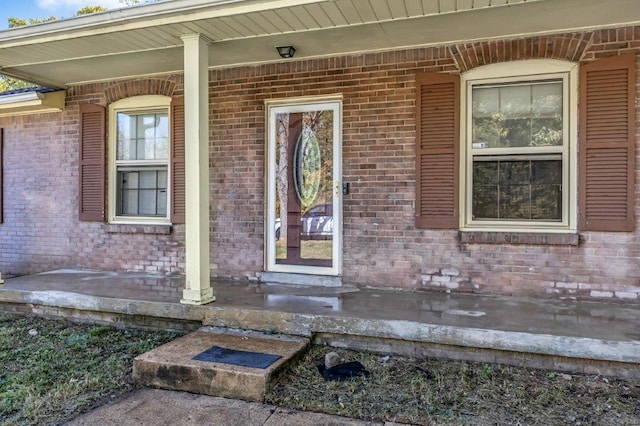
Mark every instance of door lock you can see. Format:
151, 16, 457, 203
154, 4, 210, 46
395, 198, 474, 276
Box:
335, 181, 349, 195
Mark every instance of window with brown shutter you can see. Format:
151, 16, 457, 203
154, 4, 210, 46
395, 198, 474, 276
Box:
579, 54, 635, 232
79, 103, 106, 222
170, 97, 185, 224
415, 73, 460, 229
418, 62, 579, 233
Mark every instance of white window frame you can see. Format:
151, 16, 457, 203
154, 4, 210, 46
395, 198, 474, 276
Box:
460, 60, 578, 233
108, 95, 172, 225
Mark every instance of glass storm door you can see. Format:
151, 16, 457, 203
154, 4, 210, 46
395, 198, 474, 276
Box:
266, 99, 342, 276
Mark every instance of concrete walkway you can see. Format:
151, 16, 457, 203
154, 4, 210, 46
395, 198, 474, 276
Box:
1, 269, 640, 379
67, 388, 394, 425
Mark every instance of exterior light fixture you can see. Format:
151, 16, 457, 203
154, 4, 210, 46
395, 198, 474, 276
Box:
276, 45, 296, 58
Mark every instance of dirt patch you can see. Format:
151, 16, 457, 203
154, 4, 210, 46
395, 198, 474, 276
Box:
266, 345, 640, 425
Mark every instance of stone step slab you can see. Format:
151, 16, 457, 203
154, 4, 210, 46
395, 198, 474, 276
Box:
133, 327, 309, 402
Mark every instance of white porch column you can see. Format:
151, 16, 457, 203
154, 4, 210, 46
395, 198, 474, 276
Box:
180, 33, 215, 305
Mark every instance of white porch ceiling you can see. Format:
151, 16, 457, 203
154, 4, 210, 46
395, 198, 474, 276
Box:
0, 0, 639, 88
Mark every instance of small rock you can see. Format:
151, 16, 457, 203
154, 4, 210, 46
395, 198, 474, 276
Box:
566, 415, 576, 422
378, 355, 390, 363
28, 329, 38, 336
561, 373, 572, 380
325, 351, 341, 368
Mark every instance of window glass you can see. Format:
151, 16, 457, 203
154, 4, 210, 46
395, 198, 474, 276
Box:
115, 109, 169, 218
116, 169, 167, 217
472, 81, 562, 149
462, 61, 576, 231
469, 77, 566, 226
472, 158, 562, 221
116, 112, 168, 160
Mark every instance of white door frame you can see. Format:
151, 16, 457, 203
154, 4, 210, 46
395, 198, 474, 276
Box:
265, 95, 343, 276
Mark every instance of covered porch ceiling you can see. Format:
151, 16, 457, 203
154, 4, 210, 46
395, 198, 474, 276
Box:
1, 0, 640, 89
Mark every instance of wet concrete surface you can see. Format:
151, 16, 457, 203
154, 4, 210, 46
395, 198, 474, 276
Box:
4, 270, 639, 422
3, 269, 639, 343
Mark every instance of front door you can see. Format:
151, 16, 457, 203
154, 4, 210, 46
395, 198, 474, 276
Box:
265, 98, 342, 276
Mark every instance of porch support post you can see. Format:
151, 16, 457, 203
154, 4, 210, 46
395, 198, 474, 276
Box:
180, 33, 214, 305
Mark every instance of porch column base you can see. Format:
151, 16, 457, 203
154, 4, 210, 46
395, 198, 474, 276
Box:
181, 287, 215, 305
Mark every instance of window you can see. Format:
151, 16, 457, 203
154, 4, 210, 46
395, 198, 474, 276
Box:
461, 61, 577, 232
415, 55, 635, 234
115, 111, 168, 217
109, 96, 171, 223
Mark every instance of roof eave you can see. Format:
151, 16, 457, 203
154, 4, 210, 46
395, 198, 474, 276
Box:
0, 90, 65, 117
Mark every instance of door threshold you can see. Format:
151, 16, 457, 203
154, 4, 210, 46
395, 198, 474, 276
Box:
261, 272, 342, 287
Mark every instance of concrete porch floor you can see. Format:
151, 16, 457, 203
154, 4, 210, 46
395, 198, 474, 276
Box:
1, 269, 639, 379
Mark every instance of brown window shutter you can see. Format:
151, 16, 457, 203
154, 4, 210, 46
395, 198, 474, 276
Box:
415, 73, 460, 229
78, 104, 106, 222
0, 128, 3, 224
579, 54, 635, 232
170, 97, 185, 224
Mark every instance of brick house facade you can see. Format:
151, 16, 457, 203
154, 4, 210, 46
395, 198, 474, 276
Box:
1, 19, 640, 301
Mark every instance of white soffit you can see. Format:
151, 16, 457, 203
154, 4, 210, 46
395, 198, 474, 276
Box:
0, 0, 639, 87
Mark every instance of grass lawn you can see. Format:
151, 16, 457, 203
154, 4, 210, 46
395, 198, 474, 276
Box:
276, 239, 332, 260
0, 313, 181, 425
266, 345, 640, 426
2, 313, 639, 425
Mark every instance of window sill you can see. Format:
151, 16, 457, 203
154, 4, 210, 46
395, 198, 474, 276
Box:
104, 224, 173, 235
459, 231, 579, 246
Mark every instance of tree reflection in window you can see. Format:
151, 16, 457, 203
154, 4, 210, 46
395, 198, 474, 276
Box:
473, 159, 562, 220
472, 81, 562, 148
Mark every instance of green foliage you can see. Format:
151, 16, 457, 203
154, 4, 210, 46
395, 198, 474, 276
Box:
0, 76, 36, 93
8, 16, 57, 28
76, 6, 109, 16
119, 0, 164, 5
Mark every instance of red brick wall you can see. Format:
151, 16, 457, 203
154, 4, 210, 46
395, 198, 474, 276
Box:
0, 78, 186, 276
1, 26, 640, 301
208, 27, 640, 301
0, 115, 76, 272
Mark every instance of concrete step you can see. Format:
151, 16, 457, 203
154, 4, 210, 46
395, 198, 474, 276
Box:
133, 327, 309, 402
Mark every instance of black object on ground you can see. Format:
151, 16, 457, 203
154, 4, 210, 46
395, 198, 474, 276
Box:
317, 361, 370, 381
